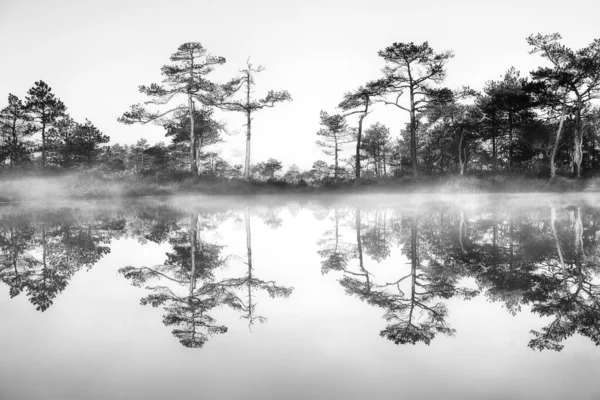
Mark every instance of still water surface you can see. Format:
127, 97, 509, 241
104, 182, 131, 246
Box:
1, 194, 599, 400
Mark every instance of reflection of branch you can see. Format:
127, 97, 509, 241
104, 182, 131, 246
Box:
119, 265, 190, 286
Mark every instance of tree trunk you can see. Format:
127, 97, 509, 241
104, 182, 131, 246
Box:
550, 205, 566, 281
188, 95, 197, 175
356, 209, 368, 290
41, 120, 46, 169
245, 209, 252, 279
334, 136, 339, 179
410, 215, 418, 308
243, 69, 253, 180
459, 210, 466, 253
574, 98, 583, 178
196, 137, 204, 174
409, 104, 418, 177
509, 220, 514, 271
458, 130, 466, 176
356, 103, 368, 180
574, 134, 583, 178
189, 214, 202, 296
334, 209, 339, 253
244, 209, 254, 324
550, 93, 568, 182
10, 116, 17, 168
575, 206, 583, 262
492, 114, 497, 171
508, 111, 514, 171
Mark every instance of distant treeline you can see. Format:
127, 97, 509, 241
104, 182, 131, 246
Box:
1, 33, 600, 183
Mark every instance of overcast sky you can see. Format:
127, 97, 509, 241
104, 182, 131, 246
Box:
1, 0, 599, 170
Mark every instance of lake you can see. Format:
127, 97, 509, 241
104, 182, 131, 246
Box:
1, 194, 599, 400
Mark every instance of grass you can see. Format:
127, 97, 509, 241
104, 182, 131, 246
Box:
0, 170, 595, 202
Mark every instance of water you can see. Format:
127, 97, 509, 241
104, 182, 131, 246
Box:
1, 194, 599, 400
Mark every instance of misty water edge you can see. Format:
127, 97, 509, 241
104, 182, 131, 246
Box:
1, 193, 599, 400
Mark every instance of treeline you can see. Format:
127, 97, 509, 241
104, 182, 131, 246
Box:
0, 81, 108, 170
319, 34, 600, 180
1, 34, 600, 183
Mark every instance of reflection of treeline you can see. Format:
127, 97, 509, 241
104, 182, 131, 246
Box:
0, 203, 294, 348
316, 204, 600, 351
0, 202, 195, 311
2, 201, 600, 350
0, 208, 116, 310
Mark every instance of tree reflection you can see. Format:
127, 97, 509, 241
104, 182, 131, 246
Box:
318, 209, 478, 345
377, 215, 478, 345
2, 199, 600, 351
526, 205, 600, 351
361, 210, 392, 262
120, 213, 233, 347
316, 202, 600, 350
217, 210, 293, 329
0, 209, 114, 311
434, 203, 600, 351
120, 210, 293, 347
318, 208, 354, 274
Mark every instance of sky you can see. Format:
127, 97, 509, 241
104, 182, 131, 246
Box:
1, 0, 599, 170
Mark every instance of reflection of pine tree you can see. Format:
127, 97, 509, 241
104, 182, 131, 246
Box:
0, 223, 37, 298
120, 214, 230, 347
361, 210, 391, 263
217, 210, 293, 330
259, 206, 283, 230
318, 208, 354, 274
378, 216, 478, 345
527, 206, 600, 351
432, 203, 600, 351
0, 210, 113, 311
323, 209, 478, 346
121, 211, 293, 347
436, 210, 537, 315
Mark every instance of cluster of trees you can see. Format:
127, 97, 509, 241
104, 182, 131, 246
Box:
0, 81, 109, 169
317, 34, 600, 180
2, 35, 599, 181
2, 200, 600, 350
118, 44, 291, 178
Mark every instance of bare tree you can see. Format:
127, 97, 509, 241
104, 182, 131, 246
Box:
219, 58, 291, 179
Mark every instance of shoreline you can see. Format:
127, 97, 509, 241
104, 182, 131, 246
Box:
1, 173, 599, 203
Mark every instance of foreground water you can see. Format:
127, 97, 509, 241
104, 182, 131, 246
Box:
1, 193, 599, 400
